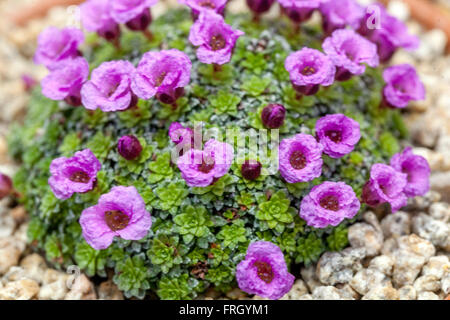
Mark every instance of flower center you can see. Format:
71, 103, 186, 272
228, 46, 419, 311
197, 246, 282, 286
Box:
301, 65, 316, 76
320, 195, 339, 211
104, 210, 130, 231
325, 130, 342, 143
402, 167, 412, 182
198, 156, 215, 173
289, 150, 307, 170
210, 34, 226, 51
253, 261, 274, 284
198, 0, 216, 8
69, 170, 90, 183
155, 71, 167, 87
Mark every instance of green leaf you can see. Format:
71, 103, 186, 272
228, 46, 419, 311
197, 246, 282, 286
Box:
241, 76, 271, 97
208, 90, 241, 116
157, 274, 195, 300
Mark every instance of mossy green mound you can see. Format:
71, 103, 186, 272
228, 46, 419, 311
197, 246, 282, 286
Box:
9, 10, 407, 299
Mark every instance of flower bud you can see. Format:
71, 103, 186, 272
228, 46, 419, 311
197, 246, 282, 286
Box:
0, 173, 13, 200
241, 160, 262, 181
117, 135, 143, 160
261, 104, 286, 129
246, 0, 275, 14
125, 9, 152, 31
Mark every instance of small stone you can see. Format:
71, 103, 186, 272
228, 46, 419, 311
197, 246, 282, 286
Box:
39, 280, 68, 300
381, 237, 398, 257
362, 286, 399, 300
98, 280, 124, 300
20, 254, 47, 284
392, 235, 436, 287
0, 208, 16, 238
429, 202, 450, 223
280, 279, 308, 300
298, 294, 313, 300
398, 285, 417, 300
441, 273, 450, 294
348, 223, 383, 256
417, 291, 439, 300
411, 213, 450, 251
405, 191, 441, 211
421, 256, 449, 279
350, 269, 390, 296
316, 248, 366, 285
9, 206, 27, 223
0, 279, 40, 300
300, 265, 321, 292
226, 288, 247, 300
312, 286, 343, 300
2, 266, 27, 283
336, 283, 359, 300
430, 172, 450, 202
362, 211, 382, 233
368, 255, 394, 276
413, 275, 441, 293
65, 274, 97, 300
380, 211, 411, 239
0, 237, 25, 275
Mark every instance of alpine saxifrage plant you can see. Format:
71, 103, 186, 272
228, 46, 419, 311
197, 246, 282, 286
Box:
9, 0, 430, 300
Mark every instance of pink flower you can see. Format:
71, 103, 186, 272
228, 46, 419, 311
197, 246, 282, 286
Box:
278, 133, 323, 183
81, 60, 136, 112
189, 12, 244, 65
177, 139, 234, 187
48, 149, 101, 200
34, 27, 84, 70
80, 186, 152, 250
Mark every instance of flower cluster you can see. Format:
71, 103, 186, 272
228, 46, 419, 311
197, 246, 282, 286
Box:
359, 3, 419, 62
362, 148, 430, 212
35, 1, 432, 301
81, 0, 157, 41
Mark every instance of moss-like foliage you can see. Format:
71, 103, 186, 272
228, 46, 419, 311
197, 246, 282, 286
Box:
10, 10, 407, 299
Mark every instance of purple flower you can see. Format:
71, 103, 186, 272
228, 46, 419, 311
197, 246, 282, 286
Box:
323, 29, 379, 81
300, 181, 360, 228
362, 163, 408, 213
177, 139, 234, 187
278, 133, 323, 183
34, 27, 84, 70
241, 160, 262, 181
278, 0, 328, 24
118, 135, 143, 160
236, 241, 294, 300
132, 49, 191, 103
48, 149, 101, 200
110, 0, 158, 24
0, 173, 13, 200
179, 0, 227, 16
246, 0, 275, 15
80, 186, 152, 250
169, 122, 193, 146
284, 48, 335, 96
261, 104, 286, 129
81, 60, 136, 112
319, 0, 364, 34
359, 3, 419, 62
41, 57, 89, 106
80, 0, 120, 41
315, 114, 361, 158
390, 147, 430, 198
189, 12, 244, 65
382, 64, 425, 109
